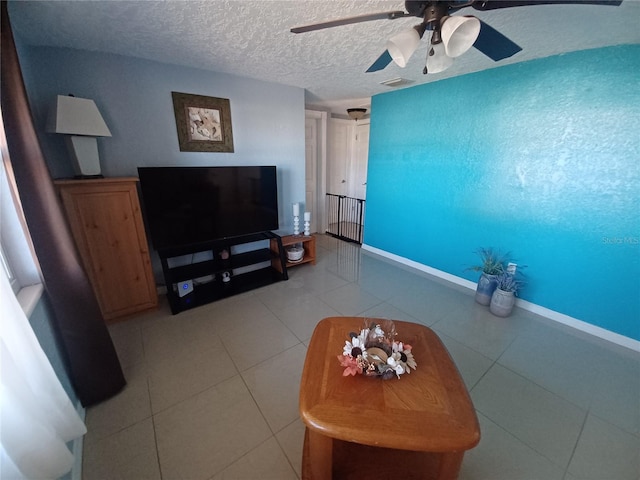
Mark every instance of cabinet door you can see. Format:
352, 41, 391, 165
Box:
59, 180, 157, 320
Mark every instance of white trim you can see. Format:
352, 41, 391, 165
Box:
362, 244, 477, 290
16, 282, 44, 317
362, 243, 640, 352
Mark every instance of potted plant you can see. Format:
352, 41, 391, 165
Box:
468, 248, 510, 305
489, 271, 524, 317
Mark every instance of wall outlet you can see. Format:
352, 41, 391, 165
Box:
507, 263, 517, 274
177, 279, 194, 297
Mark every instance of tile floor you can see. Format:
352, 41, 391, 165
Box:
82, 234, 640, 480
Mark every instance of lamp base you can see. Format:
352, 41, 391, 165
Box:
66, 135, 102, 176
72, 174, 104, 180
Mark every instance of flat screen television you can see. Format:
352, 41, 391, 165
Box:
137, 166, 279, 251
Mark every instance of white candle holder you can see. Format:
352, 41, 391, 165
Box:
293, 203, 300, 235
293, 215, 300, 235
304, 212, 311, 236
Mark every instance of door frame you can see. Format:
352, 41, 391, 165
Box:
305, 110, 328, 234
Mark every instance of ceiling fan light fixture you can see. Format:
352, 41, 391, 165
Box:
441, 15, 481, 58
425, 41, 453, 74
387, 24, 426, 68
347, 108, 367, 121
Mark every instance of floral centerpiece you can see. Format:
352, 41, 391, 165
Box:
338, 320, 417, 379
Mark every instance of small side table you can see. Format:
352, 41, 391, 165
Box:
299, 317, 480, 480
270, 234, 316, 273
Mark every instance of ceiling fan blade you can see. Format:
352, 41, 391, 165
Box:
366, 50, 393, 73
291, 11, 409, 34
472, 0, 621, 11
473, 20, 522, 61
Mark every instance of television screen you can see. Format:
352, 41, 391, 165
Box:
137, 166, 279, 251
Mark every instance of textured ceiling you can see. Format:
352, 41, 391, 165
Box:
8, 0, 640, 114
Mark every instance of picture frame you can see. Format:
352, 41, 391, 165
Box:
171, 92, 234, 152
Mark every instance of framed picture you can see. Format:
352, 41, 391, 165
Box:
171, 92, 234, 152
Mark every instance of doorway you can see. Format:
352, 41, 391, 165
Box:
304, 110, 327, 234
325, 117, 369, 244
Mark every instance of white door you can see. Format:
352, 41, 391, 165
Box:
352, 121, 370, 200
304, 117, 317, 233
328, 119, 352, 196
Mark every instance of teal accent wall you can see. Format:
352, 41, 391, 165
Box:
366, 45, 640, 341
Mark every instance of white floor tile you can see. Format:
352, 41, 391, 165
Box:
437, 333, 494, 390
218, 310, 300, 372
275, 419, 306, 478
83, 235, 639, 480
498, 326, 606, 408
210, 437, 298, 480
154, 375, 272, 479
432, 305, 520, 360
85, 361, 152, 441
360, 301, 423, 324
567, 413, 640, 480
319, 282, 384, 316
459, 414, 565, 480
83, 418, 160, 480
241, 343, 307, 433
147, 336, 238, 413
261, 292, 340, 343
471, 364, 587, 468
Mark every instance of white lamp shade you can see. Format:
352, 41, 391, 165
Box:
387, 27, 422, 68
441, 16, 481, 58
426, 42, 454, 74
47, 95, 112, 137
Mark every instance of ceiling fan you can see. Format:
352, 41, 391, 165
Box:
291, 1, 622, 74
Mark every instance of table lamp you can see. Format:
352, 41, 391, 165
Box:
47, 95, 111, 177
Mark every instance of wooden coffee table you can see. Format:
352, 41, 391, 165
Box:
299, 317, 480, 480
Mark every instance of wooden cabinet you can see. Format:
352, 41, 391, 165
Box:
55, 177, 157, 321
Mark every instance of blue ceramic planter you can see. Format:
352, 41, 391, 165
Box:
475, 273, 498, 306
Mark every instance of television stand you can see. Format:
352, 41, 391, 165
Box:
158, 232, 288, 314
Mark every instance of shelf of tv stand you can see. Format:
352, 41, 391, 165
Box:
159, 231, 288, 314
271, 234, 316, 273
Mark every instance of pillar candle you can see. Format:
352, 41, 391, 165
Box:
304, 212, 311, 221
293, 203, 299, 216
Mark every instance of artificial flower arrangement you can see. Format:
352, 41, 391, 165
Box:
338, 320, 417, 379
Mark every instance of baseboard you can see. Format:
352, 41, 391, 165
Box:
361, 244, 640, 352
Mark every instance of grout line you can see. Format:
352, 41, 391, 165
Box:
273, 420, 303, 480
150, 402, 164, 480
563, 408, 590, 479
236, 367, 276, 436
